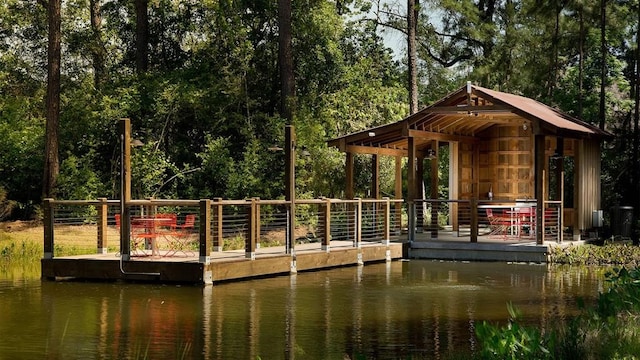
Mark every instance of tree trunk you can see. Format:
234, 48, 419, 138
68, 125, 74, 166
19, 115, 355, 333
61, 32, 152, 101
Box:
90, 0, 107, 88
407, 0, 418, 115
599, 0, 606, 130
43, 0, 61, 198
578, 6, 584, 119
548, 3, 560, 98
634, 2, 640, 219
135, 0, 149, 74
278, 0, 295, 123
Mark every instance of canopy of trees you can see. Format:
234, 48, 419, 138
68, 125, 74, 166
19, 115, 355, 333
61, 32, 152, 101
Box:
0, 0, 638, 222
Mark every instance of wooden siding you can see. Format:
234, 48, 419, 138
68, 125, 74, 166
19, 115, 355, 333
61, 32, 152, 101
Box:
575, 139, 601, 231
460, 124, 533, 201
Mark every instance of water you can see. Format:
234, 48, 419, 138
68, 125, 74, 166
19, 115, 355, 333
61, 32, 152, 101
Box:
0, 261, 605, 359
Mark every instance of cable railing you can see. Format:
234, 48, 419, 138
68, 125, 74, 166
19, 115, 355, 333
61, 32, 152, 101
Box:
42, 196, 564, 262
410, 199, 564, 244
43, 197, 406, 262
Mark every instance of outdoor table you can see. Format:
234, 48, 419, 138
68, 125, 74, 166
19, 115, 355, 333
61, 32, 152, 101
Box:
131, 216, 175, 256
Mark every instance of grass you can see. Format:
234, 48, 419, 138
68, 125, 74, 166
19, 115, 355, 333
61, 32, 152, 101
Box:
549, 243, 640, 266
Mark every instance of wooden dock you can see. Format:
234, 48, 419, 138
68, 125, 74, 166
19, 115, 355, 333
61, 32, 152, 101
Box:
41, 240, 405, 284
40, 197, 577, 285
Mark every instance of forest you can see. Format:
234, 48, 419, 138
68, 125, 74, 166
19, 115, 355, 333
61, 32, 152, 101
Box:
0, 0, 639, 226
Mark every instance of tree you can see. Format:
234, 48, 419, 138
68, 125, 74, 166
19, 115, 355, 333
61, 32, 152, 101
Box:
278, 0, 295, 122
408, 0, 419, 114
90, 0, 107, 88
135, 0, 148, 74
43, 0, 61, 199
599, 0, 606, 130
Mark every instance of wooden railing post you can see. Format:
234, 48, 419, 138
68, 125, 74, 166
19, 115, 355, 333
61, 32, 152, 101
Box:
430, 200, 439, 239
199, 199, 211, 264
321, 198, 331, 252
470, 198, 478, 243
213, 198, 223, 252
382, 197, 390, 245
97, 197, 108, 254
255, 197, 261, 249
246, 198, 257, 260
43, 198, 54, 259
354, 198, 362, 248
408, 201, 415, 242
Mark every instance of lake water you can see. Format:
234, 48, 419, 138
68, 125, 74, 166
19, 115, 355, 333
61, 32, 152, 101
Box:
0, 260, 605, 359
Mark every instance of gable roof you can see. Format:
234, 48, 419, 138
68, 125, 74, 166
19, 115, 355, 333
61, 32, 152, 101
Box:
328, 84, 612, 156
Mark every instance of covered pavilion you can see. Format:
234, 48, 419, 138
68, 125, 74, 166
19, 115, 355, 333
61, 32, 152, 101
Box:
328, 82, 612, 244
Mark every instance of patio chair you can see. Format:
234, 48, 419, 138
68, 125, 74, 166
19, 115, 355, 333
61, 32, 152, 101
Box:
486, 209, 511, 240
165, 214, 197, 257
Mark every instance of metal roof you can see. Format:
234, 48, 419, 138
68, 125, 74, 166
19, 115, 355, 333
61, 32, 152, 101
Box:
328, 84, 612, 156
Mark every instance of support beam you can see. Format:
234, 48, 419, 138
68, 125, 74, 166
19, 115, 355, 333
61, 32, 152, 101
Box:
394, 156, 402, 232
119, 118, 132, 260
449, 142, 459, 231
97, 197, 108, 254
534, 134, 545, 245
416, 155, 424, 233
371, 154, 379, 199
407, 137, 417, 201
430, 141, 439, 238
407, 137, 416, 241
285, 125, 296, 254
345, 152, 354, 199
199, 199, 211, 264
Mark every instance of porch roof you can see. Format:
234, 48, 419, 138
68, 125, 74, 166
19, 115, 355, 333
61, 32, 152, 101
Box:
327, 84, 612, 156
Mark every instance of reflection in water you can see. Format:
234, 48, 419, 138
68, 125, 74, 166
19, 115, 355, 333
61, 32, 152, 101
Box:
0, 261, 607, 359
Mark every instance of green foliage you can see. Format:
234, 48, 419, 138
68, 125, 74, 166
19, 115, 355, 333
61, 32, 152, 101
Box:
57, 153, 107, 200
549, 244, 640, 266
2, 0, 639, 222
476, 267, 640, 360
476, 303, 554, 360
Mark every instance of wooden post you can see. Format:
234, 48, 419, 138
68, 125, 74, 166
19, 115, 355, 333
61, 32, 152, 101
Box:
246, 198, 257, 259
255, 197, 261, 249
430, 141, 439, 239
535, 134, 545, 245
97, 197, 108, 254
199, 199, 211, 264
559, 172, 564, 243
470, 198, 478, 243
354, 198, 362, 248
213, 198, 223, 251
382, 197, 390, 245
119, 118, 132, 260
43, 198, 54, 259
407, 137, 416, 242
416, 156, 424, 233
285, 125, 296, 255
371, 154, 379, 199
394, 156, 402, 232
321, 198, 331, 252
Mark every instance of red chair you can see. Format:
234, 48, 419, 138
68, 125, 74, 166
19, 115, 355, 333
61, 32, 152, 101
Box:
166, 214, 197, 257
486, 209, 511, 240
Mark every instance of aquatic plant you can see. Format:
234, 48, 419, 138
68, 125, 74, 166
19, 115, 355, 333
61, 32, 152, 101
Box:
475, 302, 555, 360
476, 267, 640, 360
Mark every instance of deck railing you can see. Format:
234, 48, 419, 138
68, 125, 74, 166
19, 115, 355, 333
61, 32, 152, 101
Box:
410, 199, 563, 243
42, 196, 564, 261
42, 197, 405, 262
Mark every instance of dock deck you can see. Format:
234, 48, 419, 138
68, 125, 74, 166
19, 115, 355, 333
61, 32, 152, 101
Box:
42, 240, 405, 284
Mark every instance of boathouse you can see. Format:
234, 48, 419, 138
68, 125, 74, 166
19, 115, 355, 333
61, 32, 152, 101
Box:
328, 83, 612, 246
